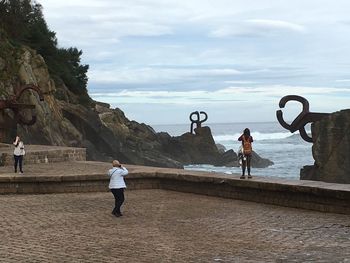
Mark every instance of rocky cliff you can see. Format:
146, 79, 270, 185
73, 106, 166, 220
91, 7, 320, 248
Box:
0, 42, 273, 169
300, 109, 350, 183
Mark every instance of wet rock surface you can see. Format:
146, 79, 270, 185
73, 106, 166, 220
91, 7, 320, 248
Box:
301, 109, 350, 183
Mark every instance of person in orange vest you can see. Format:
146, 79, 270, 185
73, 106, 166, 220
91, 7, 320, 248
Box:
238, 128, 253, 179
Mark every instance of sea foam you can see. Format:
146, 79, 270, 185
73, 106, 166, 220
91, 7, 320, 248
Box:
214, 131, 298, 142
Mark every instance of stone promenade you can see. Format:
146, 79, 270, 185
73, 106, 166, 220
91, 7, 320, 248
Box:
0, 156, 350, 262
0, 189, 350, 262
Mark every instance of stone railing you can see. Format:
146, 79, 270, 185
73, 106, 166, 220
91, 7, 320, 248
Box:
0, 164, 349, 215
0, 145, 86, 166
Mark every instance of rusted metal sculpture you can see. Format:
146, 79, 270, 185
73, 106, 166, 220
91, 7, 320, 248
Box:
276, 95, 329, 142
0, 84, 44, 142
189, 111, 208, 134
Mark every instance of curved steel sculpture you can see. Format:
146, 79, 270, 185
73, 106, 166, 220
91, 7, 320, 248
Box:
0, 84, 44, 141
276, 95, 329, 142
189, 111, 208, 134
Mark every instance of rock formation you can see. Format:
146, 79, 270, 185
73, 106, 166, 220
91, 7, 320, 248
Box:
0, 43, 273, 169
300, 109, 350, 183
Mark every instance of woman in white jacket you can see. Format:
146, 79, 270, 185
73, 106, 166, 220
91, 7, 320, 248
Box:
108, 160, 128, 217
13, 135, 25, 173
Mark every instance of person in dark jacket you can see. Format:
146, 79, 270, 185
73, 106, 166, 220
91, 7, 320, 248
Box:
238, 128, 253, 179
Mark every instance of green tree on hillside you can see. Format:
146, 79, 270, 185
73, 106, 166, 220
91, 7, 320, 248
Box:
0, 0, 90, 105
0, 0, 32, 41
54, 47, 89, 95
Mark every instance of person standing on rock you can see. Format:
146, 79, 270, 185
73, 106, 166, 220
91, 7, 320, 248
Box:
108, 160, 128, 217
13, 135, 25, 174
238, 128, 253, 179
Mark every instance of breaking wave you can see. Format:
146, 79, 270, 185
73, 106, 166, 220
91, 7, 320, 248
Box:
213, 131, 310, 142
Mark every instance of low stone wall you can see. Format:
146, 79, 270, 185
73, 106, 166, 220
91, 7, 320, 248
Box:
158, 175, 350, 214
0, 145, 86, 166
1, 168, 350, 215
0, 176, 159, 194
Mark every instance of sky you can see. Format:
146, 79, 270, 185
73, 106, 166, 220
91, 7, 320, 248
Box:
40, 0, 350, 125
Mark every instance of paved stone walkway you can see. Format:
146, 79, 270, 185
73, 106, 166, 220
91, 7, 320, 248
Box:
0, 189, 349, 262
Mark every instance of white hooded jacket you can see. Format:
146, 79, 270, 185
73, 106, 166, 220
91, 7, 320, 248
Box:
108, 166, 128, 189
13, 141, 25, 156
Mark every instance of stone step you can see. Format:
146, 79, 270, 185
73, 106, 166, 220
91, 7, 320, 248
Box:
0, 144, 86, 166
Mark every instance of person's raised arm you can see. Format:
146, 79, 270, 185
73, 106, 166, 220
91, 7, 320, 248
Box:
13, 136, 19, 145
120, 166, 128, 176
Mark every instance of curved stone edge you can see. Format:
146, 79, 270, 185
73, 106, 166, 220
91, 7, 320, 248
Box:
1, 168, 350, 214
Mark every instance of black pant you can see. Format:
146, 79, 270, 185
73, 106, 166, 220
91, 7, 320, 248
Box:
14, 155, 23, 173
111, 188, 125, 215
242, 154, 251, 176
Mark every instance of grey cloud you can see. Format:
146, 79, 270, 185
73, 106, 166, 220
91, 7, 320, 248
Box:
211, 19, 306, 38
39, 0, 350, 124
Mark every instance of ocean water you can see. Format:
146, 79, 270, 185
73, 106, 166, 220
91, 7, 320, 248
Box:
152, 122, 314, 180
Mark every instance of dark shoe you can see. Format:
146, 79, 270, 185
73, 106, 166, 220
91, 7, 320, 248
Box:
20, 171, 23, 174
14, 170, 17, 173
248, 175, 252, 179
115, 213, 122, 217
240, 175, 245, 179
